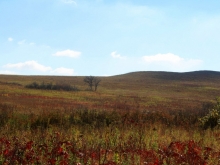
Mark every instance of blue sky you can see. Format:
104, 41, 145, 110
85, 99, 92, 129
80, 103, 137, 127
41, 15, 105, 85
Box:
1, 0, 220, 76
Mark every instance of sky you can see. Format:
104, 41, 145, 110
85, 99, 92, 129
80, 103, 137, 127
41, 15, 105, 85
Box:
1, 0, 220, 76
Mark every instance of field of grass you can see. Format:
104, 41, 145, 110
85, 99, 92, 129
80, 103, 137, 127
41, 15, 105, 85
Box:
0, 71, 220, 164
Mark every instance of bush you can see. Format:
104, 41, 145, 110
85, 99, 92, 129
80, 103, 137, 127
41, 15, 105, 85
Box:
25, 82, 79, 91
199, 98, 220, 129
26, 82, 39, 89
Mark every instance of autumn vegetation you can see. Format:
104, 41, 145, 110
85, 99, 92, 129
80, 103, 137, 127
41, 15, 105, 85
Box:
0, 71, 220, 164
25, 81, 79, 91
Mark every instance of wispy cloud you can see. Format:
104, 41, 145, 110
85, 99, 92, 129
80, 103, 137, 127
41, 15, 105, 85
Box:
111, 51, 126, 59
51, 67, 74, 76
18, 40, 26, 45
142, 53, 203, 71
8, 37, 13, 42
29, 42, 35, 46
0, 70, 17, 75
3, 61, 52, 72
62, 0, 77, 5
143, 53, 184, 63
3, 61, 75, 76
17, 39, 36, 46
53, 49, 81, 58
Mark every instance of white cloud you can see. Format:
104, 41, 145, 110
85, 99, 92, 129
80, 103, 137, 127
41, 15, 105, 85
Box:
3, 61, 52, 72
2, 61, 75, 76
142, 53, 203, 71
18, 40, 26, 45
62, 0, 77, 5
8, 37, 13, 42
53, 49, 81, 58
29, 42, 35, 46
111, 51, 126, 59
143, 53, 184, 63
0, 70, 17, 75
51, 67, 74, 76
102, 74, 112, 77
16, 39, 36, 46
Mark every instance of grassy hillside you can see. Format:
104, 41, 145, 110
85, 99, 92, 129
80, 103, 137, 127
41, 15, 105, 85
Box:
0, 71, 220, 164
1, 70, 220, 113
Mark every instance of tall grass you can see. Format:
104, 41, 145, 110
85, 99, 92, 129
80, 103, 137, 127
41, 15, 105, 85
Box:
0, 102, 211, 131
0, 103, 219, 164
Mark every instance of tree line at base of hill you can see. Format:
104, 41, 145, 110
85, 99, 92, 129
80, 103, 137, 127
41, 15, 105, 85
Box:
25, 76, 101, 92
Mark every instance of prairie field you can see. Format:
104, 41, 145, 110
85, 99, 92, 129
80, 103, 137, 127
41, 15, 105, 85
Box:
0, 71, 220, 165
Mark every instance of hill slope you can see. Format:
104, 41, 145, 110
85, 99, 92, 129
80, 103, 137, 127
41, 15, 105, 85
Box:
0, 70, 220, 112
108, 70, 220, 82
102, 70, 220, 90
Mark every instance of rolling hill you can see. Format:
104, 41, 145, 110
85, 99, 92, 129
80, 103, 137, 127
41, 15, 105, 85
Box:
0, 70, 220, 113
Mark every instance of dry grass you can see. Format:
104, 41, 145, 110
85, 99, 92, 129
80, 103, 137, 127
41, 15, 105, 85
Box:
0, 71, 220, 164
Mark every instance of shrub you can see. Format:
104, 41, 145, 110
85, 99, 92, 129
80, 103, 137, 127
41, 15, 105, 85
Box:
25, 82, 79, 91
25, 82, 39, 89
199, 98, 220, 129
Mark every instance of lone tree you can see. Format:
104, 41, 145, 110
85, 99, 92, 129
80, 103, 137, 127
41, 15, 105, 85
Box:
84, 76, 101, 91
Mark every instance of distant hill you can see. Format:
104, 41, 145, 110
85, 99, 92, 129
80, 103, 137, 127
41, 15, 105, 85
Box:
110, 70, 220, 81
1, 70, 220, 88
1, 70, 220, 82
103, 71, 220, 83
0, 70, 220, 112
101, 70, 220, 100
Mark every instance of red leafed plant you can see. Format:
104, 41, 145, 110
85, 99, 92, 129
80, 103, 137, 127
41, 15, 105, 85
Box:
0, 135, 219, 165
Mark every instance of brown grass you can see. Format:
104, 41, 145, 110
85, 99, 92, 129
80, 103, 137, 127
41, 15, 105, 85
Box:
0, 71, 220, 164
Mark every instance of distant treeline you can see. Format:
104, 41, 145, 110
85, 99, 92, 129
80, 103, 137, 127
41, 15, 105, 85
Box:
0, 81, 22, 86
25, 82, 79, 91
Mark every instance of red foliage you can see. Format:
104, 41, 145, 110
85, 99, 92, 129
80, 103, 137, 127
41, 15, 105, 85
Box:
0, 136, 219, 164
